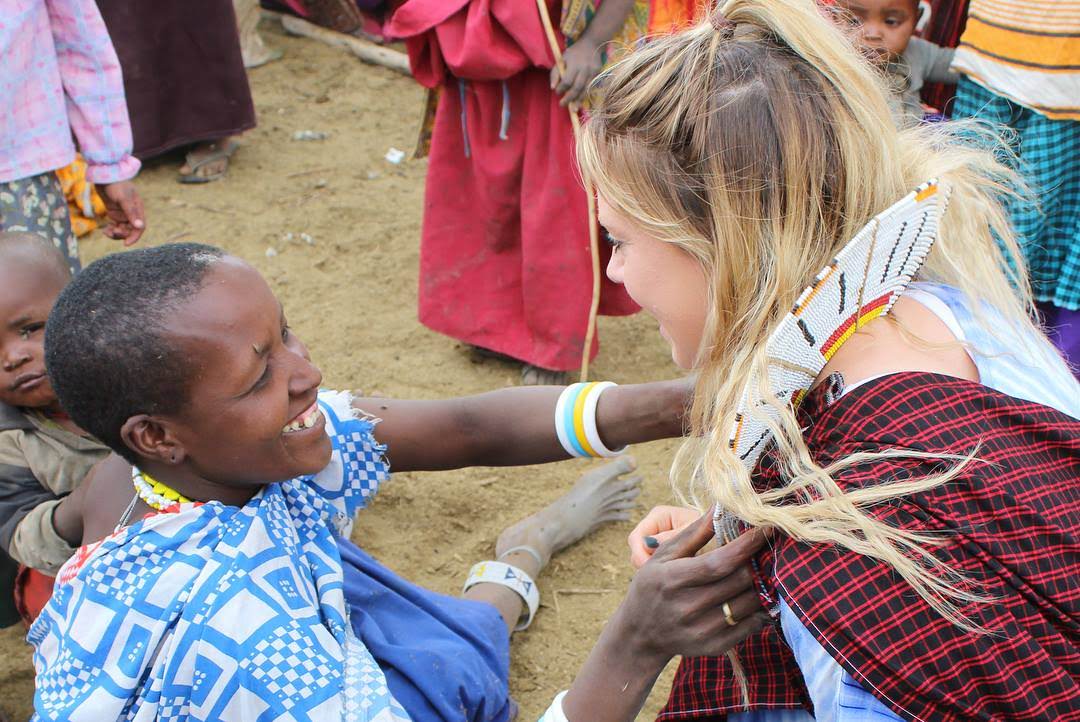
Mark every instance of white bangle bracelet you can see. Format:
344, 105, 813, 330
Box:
554, 382, 626, 458
582, 382, 626, 457
538, 690, 570, 722
554, 383, 581, 458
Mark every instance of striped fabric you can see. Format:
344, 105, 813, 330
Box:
950, 0, 1080, 119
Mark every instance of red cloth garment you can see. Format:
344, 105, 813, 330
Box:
14, 565, 54, 627
920, 0, 970, 112
388, 0, 638, 371
647, 0, 708, 34
661, 372, 1080, 721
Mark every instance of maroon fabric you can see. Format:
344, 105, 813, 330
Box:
388, 1, 638, 371
920, 0, 970, 113
95, 0, 257, 159
660, 372, 1080, 721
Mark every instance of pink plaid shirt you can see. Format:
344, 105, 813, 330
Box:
0, 0, 140, 184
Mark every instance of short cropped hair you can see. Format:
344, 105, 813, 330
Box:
45, 244, 226, 464
0, 231, 72, 281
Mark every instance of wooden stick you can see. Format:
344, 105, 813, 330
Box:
535, 0, 602, 383
279, 14, 412, 76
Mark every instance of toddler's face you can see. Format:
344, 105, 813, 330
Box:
0, 266, 66, 409
839, 0, 919, 64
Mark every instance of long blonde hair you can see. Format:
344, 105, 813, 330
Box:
578, 0, 1040, 630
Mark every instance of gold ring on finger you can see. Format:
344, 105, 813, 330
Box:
722, 601, 738, 627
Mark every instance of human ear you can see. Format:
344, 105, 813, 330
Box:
120, 415, 187, 466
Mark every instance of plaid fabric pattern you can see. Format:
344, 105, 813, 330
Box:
0, 0, 139, 184
952, 76, 1080, 311
661, 622, 811, 720
660, 372, 1080, 721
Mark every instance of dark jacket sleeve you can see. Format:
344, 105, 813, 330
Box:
0, 462, 59, 553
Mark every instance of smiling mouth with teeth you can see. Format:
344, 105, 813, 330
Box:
283, 402, 322, 433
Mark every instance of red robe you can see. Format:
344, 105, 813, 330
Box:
388, 0, 638, 371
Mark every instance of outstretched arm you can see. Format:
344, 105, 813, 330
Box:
355, 378, 689, 472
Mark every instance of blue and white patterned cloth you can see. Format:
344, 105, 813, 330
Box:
28, 390, 411, 721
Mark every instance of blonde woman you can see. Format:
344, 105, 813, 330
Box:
538, 0, 1080, 720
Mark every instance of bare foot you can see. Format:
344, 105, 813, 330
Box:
521, 364, 569, 386
495, 456, 642, 569
178, 138, 239, 182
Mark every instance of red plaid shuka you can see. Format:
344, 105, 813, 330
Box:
660, 372, 1080, 722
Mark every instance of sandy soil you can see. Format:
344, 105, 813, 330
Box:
0, 21, 686, 720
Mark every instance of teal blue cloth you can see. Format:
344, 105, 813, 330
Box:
951, 76, 1080, 311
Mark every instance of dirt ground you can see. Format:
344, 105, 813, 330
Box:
0, 20, 686, 720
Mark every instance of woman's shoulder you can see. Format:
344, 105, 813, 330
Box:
804, 371, 1079, 465
819, 292, 980, 398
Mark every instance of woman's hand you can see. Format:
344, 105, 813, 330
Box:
628, 504, 700, 568
550, 39, 603, 108
560, 512, 769, 721
618, 511, 769, 660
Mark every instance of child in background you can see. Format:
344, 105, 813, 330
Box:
0, 0, 146, 269
837, 0, 958, 126
0, 233, 109, 628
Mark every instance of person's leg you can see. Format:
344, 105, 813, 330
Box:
0, 173, 80, 273
178, 137, 242, 183
340, 457, 641, 720
233, 0, 281, 68
520, 365, 569, 386
464, 456, 642, 632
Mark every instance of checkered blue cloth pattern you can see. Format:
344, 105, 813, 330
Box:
28, 391, 410, 721
952, 76, 1080, 311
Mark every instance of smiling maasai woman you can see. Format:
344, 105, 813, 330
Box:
28, 243, 710, 721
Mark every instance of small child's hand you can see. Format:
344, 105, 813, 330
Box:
551, 39, 603, 108
100, 180, 146, 246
